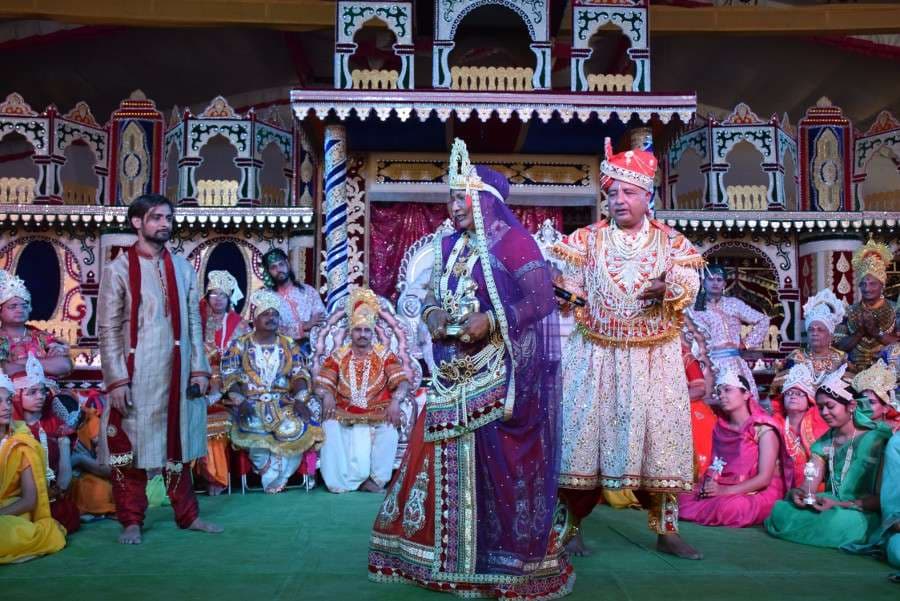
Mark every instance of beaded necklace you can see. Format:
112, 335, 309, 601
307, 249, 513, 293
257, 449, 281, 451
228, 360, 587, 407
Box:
348, 353, 373, 408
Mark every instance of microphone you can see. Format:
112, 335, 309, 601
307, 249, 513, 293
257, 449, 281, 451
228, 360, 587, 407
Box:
553, 285, 586, 307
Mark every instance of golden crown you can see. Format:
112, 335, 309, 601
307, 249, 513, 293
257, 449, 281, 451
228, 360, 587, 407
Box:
852, 239, 892, 284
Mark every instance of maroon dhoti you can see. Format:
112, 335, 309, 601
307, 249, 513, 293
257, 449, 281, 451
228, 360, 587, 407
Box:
111, 463, 198, 529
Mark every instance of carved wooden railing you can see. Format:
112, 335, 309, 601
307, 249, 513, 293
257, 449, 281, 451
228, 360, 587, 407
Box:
676, 189, 704, 209
260, 185, 286, 207
864, 190, 900, 210
0, 177, 36, 204
450, 66, 534, 92
196, 179, 239, 207
586, 73, 634, 93
351, 69, 399, 90
727, 185, 767, 210
62, 182, 97, 205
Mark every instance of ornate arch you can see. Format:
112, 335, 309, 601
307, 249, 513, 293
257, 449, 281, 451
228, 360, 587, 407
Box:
445, 1, 540, 39
0, 235, 84, 321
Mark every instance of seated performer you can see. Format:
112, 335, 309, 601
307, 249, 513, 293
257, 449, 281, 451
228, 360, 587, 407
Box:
0, 370, 67, 563
222, 289, 324, 494
197, 270, 249, 495
369, 141, 572, 597
853, 359, 900, 432
0, 270, 72, 379
70, 395, 116, 518
765, 365, 892, 548
836, 241, 898, 374
688, 265, 769, 400
772, 289, 847, 392
13, 354, 82, 534
315, 287, 409, 493
679, 371, 791, 528
773, 363, 829, 489
844, 430, 900, 581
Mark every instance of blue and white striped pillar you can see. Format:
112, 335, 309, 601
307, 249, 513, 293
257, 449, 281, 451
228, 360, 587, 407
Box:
323, 124, 349, 312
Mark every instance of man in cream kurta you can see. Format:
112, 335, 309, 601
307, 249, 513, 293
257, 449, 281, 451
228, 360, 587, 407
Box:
98, 194, 220, 545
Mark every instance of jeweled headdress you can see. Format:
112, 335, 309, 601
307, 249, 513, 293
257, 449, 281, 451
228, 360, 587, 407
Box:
803, 288, 846, 335
852, 359, 898, 411
249, 288, 283, 318
206, 270, 244, 306
347, 287, 379, 329
599, 137, 657, 193
0, 370, 12, 393
13, 352, 46, 390
851, 239, 892, 285
783, 362, 816, 400
715, 368, 747, 391
0, 269, 31, 306
448, 138, 483, 195
816, 364, 855, 404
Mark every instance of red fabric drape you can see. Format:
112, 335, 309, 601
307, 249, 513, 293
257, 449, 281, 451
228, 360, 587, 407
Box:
368, 203, 446, 299
368, 202, 563, 300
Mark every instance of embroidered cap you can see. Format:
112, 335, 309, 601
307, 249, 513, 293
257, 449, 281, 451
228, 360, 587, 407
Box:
13, 352, 46, 390
715, 368, 748, 391
0, 370, 12, 394
783, 362, 816, 400
0, 269, 31, 307
207, 270, 244, 306
803, 289, 846, 334
599, 137, 658, 193
249, 288, 283, 318
852, 359, 898, 411
816, 364, 855, 404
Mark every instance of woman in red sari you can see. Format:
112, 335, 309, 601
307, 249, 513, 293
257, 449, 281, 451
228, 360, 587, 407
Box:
771, 363, 829, 488
196, 270, 248, 495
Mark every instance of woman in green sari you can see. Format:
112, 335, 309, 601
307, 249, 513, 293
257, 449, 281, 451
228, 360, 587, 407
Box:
765, 365, 892, 548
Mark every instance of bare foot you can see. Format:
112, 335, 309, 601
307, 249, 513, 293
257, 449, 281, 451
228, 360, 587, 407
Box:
565, 529, 592, 557
656, 534, 703, 560
188, 518, 223, 534
118, 524, 143, 545
359, 479, 384, 493
207, 484, 226, 497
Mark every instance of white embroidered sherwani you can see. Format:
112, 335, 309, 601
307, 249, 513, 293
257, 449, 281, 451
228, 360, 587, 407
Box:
553, 218, 703, 492
98, 251, 210, 469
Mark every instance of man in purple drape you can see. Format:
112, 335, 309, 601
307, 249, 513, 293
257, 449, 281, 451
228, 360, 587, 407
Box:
368, 138, 574, 599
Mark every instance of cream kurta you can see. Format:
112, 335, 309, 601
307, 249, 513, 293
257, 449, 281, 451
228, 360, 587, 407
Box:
553, 219, 702, 493
98, 250, 210, 469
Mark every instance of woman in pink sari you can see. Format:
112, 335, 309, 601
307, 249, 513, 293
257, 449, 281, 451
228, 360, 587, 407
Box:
679, 370, 793, 527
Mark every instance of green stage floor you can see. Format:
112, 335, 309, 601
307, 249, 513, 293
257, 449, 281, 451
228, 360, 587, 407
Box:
2, 490, 896, 600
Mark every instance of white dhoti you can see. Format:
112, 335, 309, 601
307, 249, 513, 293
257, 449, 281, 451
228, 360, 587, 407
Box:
320, 421, 399, 493
559, 332, 694, 493
248, 448, 303, 493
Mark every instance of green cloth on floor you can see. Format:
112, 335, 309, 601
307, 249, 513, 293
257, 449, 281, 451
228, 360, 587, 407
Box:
145, 475, 171, 508
1, 494, 897, 600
